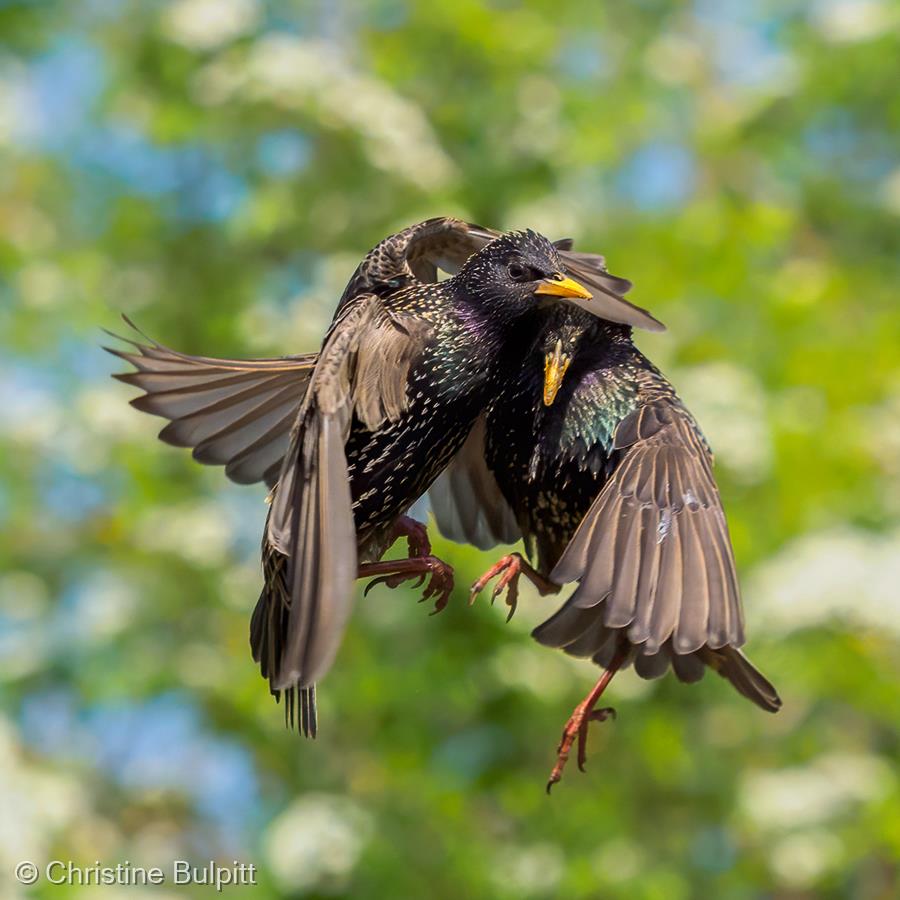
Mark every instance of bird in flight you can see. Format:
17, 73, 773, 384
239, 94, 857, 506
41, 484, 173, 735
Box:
108, 218, 658, 745
110, 219, 779, 789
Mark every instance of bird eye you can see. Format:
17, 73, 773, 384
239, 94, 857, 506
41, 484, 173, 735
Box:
507, 262, 527, 281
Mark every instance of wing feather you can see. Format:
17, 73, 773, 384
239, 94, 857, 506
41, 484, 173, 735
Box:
533, 397, 780, 712
261, 292, 432, 690
428, 416, 521, 550
106, 324, 314, 488
537, 399, 746, 660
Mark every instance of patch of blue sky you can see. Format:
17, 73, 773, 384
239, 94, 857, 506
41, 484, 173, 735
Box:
58, 333, 120, 383
39, 461, 109, 522
0, 359, 61, 430
692, 0, 797, 90
615, 141, 697, 211
87, 694, 260, 830
217, 484, 267, 560
80, 0, 128, 22
20, 689, 261, 836
15, 37, 247, 225
14, 35, 105, 151
69, 125, 249, 222
258, 257, 317, 308
52, 566, 136, 649
72, 124, 184, 195
368, 0, 411, 31
256, 129, 312, 177
19, 690, 82, 761
174, 158, 249, 223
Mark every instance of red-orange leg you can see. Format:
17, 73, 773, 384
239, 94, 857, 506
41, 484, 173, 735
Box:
469, 552, 560, 621
546, 648, 628, 794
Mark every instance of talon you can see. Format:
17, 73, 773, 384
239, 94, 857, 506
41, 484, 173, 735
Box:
364, 576, 387, 596
576, 721, 590, 772
505, 578, 519, 622
590, 706, 616, 723
359, 555, 454, 615
470, 553, 557, 619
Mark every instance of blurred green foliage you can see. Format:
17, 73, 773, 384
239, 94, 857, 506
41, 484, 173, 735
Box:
1, 0, 899, 897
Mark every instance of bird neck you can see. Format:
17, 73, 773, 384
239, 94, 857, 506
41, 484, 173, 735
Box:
450, 294, 522, 347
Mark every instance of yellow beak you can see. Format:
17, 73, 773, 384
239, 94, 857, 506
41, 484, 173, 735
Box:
543, 339, 572, 406
534, 273, 593, 301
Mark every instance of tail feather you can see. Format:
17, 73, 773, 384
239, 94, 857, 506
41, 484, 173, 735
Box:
701, 645, 782, 713
250, 556, 319, 738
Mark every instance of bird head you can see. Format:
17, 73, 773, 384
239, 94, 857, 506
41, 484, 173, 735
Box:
536, 308, 632, 407
455, 230, 594, 318
536, 312, 589, 406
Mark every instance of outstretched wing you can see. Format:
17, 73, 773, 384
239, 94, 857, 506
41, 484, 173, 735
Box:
258, 293, 432, 691
428, 414, 521, 551
536, 399, 745, 657
106, 320, 315, 488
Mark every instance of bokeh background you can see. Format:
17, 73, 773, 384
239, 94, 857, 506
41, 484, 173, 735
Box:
2, 0, 899, 897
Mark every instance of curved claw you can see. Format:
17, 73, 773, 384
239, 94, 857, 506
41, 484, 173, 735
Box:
470, 554, 524, 620
427, 568, 454, 616
362, 556, 454, 615
365, 574, 398, 596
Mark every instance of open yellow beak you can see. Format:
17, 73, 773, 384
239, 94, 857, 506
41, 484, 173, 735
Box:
543, 339, 572, 406
534, 273, 593, 301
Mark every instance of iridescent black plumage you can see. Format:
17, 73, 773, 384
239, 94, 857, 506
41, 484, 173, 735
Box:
110, 218, 659, 739
477, 305, 780, 707
255, 220, 665, 726
432, 285, 781, 786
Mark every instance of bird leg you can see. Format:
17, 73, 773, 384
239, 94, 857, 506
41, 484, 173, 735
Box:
389, 514, 432, 559
546, 648, 628, 794
360, 557, 454, 614
469, 552, 560, 621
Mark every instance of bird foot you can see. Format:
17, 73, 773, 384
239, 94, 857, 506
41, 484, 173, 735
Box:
545, 649, 627, 794
390, 515, 432, 558
546, 706, 616, 793
361, 556, 454, 614
469, 553, 559, 622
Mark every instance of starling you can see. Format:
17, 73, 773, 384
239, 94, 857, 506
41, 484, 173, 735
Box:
430, 267, 782, 791
109, 218, 660, 738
